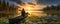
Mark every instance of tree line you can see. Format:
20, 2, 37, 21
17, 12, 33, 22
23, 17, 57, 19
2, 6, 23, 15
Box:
43, 5, 60, 11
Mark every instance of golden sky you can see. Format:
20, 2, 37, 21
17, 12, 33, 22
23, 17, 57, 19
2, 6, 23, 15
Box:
17, 2, 46, 16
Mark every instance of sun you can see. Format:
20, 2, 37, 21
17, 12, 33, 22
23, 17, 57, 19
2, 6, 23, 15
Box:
17, 2, 46, 16
24, 5, 32, 11
19, 3, 39, 16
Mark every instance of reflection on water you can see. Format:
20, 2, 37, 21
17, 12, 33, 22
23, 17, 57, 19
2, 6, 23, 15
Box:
26, 11, 46, 16
0, 16, 9, 24
22, 11, 60, 24
18, 11, 46, 17
0, 11, 60, 24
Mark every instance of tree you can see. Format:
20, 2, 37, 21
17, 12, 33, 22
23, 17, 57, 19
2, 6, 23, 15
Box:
43, 5, 60, 11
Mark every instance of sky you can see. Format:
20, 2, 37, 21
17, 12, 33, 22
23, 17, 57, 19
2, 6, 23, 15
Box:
21, 0, 60, 5
21, 0, 37, 4
37, 0, 60, 5
1, 0, 60, 10
1, 0, 60, 5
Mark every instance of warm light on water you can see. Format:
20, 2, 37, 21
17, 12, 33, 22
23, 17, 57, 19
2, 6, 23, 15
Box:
26, 11, 46, 16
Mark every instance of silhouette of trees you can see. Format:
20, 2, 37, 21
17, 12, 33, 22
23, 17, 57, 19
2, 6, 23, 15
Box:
0, 0, 19, 18
0, 0, 10, 12
43, 5, 60, 16
0, 0, 9, 17
43, 5, 60, 11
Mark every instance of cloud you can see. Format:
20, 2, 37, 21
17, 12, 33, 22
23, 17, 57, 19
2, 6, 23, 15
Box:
37, 0, 60, 5
21, 0, 37, 4
10, 0, 22, 4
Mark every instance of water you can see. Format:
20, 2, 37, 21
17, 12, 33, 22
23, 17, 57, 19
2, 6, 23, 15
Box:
0, 11, 60, 24
0, 17, 9, 24
22, 11, 60, 24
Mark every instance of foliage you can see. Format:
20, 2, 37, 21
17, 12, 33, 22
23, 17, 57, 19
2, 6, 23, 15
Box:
43, 5, 60, 11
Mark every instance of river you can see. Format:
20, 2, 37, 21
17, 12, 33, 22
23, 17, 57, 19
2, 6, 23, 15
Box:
0, 11, 60, 24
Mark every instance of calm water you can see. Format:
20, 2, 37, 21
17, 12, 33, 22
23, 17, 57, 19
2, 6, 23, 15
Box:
23, 11, 60, 24
0, 11, 60, 24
